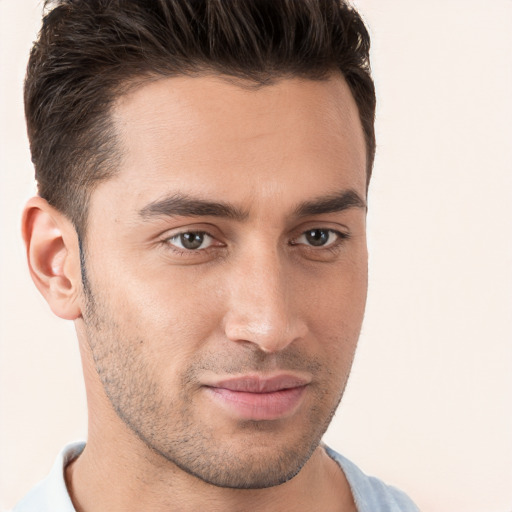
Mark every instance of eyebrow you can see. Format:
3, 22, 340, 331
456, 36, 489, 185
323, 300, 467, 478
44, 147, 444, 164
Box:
294, 189, 367, 216
138, 193, 249, 221
138, 189, 366, 221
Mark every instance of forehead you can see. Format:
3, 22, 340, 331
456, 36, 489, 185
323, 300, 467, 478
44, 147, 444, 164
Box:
98, 74, 367, 216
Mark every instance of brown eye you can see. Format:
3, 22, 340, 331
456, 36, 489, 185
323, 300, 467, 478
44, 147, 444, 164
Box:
168, 231, 213, 250
293, 229, 341, 248
304, 229, 331, 246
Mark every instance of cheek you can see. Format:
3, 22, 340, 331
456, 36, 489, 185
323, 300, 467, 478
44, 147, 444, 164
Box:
100, 265, 225, 363
302, 258, 367, 365
304, 256, 368, 327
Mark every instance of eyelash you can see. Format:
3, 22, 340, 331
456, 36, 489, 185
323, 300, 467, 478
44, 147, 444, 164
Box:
289, 229, 349, 251
161, 228, 350, 257
164, 231, 219, 253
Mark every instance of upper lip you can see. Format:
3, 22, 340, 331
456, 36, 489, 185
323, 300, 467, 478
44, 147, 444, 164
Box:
204, 374, 310, 393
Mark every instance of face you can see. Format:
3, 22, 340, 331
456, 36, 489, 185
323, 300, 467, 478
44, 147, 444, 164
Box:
79, 74, 368, 489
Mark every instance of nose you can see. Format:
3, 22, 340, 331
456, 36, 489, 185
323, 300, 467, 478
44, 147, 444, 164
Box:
222, 247, 308, 353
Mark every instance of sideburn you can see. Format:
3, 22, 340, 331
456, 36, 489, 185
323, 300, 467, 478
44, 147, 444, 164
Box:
78, 234, 94, 307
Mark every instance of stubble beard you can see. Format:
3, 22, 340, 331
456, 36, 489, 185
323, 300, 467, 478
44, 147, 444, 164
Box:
80, 256, 354, 489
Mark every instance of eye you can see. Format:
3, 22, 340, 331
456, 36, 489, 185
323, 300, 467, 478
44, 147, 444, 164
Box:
292, 228, 343, 248
167, 231, 214, 251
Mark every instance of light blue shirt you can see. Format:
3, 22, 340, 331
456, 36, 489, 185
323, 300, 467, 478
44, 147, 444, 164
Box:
12, 442, 419, 511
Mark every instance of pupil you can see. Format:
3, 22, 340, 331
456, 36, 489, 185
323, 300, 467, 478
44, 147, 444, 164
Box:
306, 229, 328, 246
181, 232, 204, 249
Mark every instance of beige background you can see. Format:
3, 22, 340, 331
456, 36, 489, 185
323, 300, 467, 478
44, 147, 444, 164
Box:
1, 1, 511, 511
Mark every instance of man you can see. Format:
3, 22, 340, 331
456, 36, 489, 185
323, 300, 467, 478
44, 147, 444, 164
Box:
13, 0, 419, 511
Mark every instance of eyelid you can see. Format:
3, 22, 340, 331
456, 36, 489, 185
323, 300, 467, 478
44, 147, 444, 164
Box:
167, 231, 214, 250
290, 228, 349, 248
158, 223, 219, 242
160, 227, 226, 257
157, 223, 350, 260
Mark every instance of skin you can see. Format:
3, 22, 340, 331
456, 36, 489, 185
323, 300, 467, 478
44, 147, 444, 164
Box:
23, 73, 368, 511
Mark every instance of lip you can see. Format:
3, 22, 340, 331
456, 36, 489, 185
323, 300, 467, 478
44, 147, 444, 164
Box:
202, 374, 310, 421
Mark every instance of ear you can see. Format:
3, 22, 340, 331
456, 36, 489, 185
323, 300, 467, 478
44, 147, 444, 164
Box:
22, 196, 83, 320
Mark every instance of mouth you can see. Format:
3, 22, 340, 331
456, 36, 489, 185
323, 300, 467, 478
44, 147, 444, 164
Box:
202, 374, 310, 421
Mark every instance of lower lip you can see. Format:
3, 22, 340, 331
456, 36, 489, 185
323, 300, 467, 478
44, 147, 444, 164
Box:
204, 386, 307, 421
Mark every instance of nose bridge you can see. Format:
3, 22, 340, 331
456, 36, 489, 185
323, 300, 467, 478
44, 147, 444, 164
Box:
223, 241, 305, 352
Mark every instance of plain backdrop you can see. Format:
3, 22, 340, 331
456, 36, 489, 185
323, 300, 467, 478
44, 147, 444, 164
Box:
1, 1, 511, 511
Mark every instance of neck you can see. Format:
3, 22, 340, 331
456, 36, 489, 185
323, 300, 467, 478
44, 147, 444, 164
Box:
66, 427, 354, 512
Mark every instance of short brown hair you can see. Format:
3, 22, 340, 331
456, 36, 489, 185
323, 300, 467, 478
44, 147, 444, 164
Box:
25, 0, 376, 236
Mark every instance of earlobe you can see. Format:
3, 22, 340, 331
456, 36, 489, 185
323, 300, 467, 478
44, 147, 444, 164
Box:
22, 197, 82, 320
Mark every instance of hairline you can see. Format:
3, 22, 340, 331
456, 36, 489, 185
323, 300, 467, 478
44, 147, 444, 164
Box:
76, 68, 371, 243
